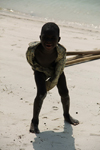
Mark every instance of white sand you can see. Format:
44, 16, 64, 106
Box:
0, 11, 100, 150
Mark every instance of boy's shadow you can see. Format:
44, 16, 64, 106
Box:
32, 122, 75, 150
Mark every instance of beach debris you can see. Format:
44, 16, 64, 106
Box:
18, 135, 22, 139
97, 103, 100, 105
18, 135, 24, 139
52, 118, 59, 121
11, 44, 17, 46
52, 106, 58, 110
90, 133, 100, 136
53, 128, 59, 130
65, 50, 100, 67
42, 116, 47, 119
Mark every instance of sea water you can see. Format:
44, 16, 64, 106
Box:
0, 0, 100, 29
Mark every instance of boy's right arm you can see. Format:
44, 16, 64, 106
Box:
26, 47, 34, 67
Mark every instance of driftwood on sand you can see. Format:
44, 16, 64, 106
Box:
65, 50, 100, 67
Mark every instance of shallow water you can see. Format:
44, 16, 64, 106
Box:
0, 0, 100, 29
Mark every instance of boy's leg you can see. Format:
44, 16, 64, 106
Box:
57, 72, 79, 125
30, 71, 47, 133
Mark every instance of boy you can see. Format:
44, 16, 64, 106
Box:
26, 22, 79, 134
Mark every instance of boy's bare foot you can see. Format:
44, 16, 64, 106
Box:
64, 114, 79, 125
29, 122, 40, 134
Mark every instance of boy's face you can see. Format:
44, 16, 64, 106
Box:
40, 30, 60, 52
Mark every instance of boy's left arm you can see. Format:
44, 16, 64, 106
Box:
46, 54, 66, 91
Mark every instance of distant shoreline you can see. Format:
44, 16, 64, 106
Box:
0, 9, 100, 32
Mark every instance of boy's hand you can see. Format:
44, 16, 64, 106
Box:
46, 76, 57, 91
46, 80, 54, 91
49, 76, 56, 82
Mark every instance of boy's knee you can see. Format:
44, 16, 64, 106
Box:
37, 92, 47, 100
61, 93, 69, 99
40, 93, 47, 100
61, 95, 69, 100
59, 89, 69, 98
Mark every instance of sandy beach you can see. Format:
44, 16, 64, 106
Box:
0, 11, 100, 150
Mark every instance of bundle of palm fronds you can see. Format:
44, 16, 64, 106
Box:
65, 50, 100, 67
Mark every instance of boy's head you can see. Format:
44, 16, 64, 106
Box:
40, 22, 61, 51
40, 22, 60, 37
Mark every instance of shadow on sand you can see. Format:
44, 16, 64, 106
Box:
31, 122, 75, 150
